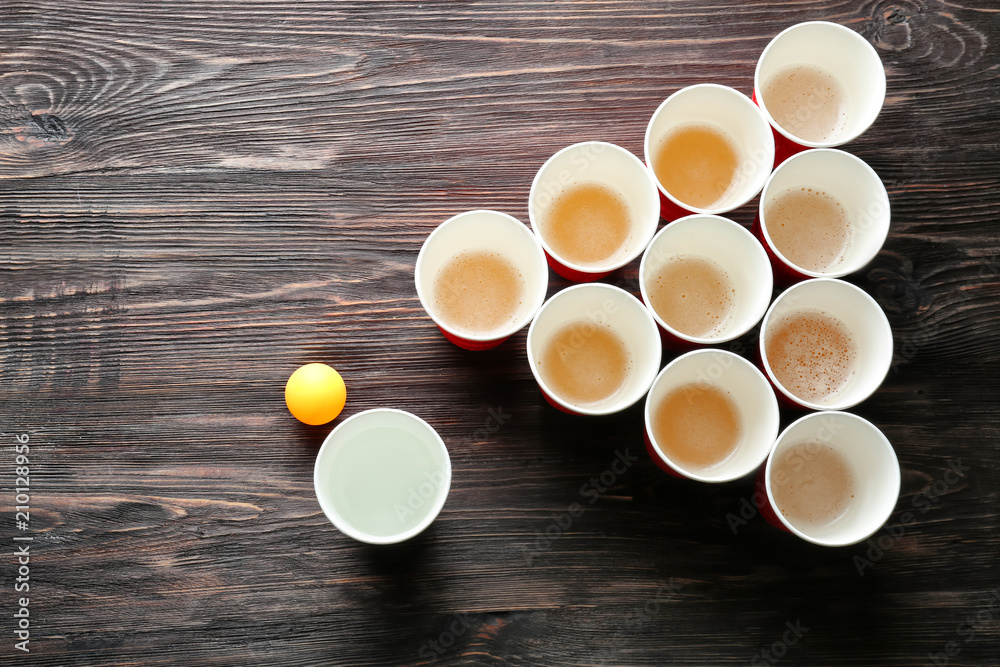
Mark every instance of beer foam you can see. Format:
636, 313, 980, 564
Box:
652, 382, 742, 471
764, 187, 850, 272
652, 124, 740, 209
762, 65, 848, 143
765, 309, 856, 402
648, 255, 735, 337
538, 320, 631, 406
543, 182, 632, 266
771, 441, 856, 532
433, 250, 524, 336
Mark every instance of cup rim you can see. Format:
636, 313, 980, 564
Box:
757, 148, 891, 279
753, 20, 887, 148
643, 83, 775, 215
764, 410, 900, 546
313, 408, 452, 545
644, 349, 780, 482
527, 140, 661, 275
526, 283, 662, 416
638, 214, 774, 343
414, 209, 548, 343
758, 278, 894, 410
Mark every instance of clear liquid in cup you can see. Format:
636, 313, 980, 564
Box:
329, 426, 446, 538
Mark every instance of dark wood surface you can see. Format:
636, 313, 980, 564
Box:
2, 1, 999, 665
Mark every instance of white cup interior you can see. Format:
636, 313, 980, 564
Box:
644, 349, 779, 482
527, 284, 662, 415
528, 141, 660, 272
766, 411, 900, 546
643, 84, 775, 214
755, 21, 887, 146
313, 409, 452, 545
759, 149, 890, 278
415, 210, 549, 341
639, 214, 773, 343
760, 278, 893, 410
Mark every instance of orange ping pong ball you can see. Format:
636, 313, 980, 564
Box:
285, 363, 347, 426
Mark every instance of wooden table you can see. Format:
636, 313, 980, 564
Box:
3, 2, 999, 665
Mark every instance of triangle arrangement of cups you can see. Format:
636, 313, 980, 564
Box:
348, 20, 903, 548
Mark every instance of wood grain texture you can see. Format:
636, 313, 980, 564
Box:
2, 0, 999, 665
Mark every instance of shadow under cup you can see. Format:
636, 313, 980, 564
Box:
762, 411, 900, 547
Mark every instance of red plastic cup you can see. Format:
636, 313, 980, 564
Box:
644, 84, 775, 221
639, 214, 772, 350
760, 411, 900, 546
754, 21, 887, 167
415, 210, 548, 350
528, 141, 660, 282
755, 148, 891, 284
526, 283, 661, 416
644, 349, 779, 482
758, 278, 893, 411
